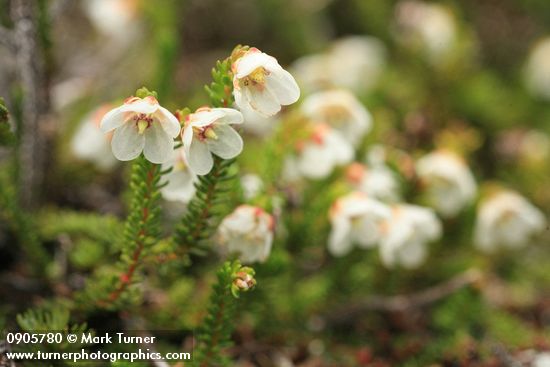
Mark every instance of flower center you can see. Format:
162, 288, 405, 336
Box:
193, 125, 218, 142
323, 105, 351, 125
242, 67, 269, 89
134, 113, 153, 134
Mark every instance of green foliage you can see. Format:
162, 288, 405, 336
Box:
16, 306, 90, 366
174, 156, 237, 256
0, 97, 14, 146
81, 155, 164, 309
194, 260, 256, 367
37, 210, 122, 245
142, 0, 183, 99
111, 361, 148, 367
205, 58, 234, 108
17, 306, 72, 331
0, 167, 48, 272
174, 55, 241, 256
135, 86, 158, 99
37, 210, 122, 269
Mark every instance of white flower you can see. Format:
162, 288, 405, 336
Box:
160, 147, 197, 203
241, 173, 264, 200
289, 54, 332, 94
346, 162, 401, 203
474, 190, 546, 252
71, 104, 118, 170
84, 0, 139, 43
525, 38, 550, 100
217, 205, 274, 264
301, 89, 372, 147
290, 36, 386, 94
100, 96, 181, 164
395, 1, 456, 61
328, 192, 392, 257
416, 150, 477, 217
380, 204, 442, 269
182, 107, 244, 175
232, 47, 300, 117
283, 124, 354, 180
327, 36, 386, 93
533, 353, 550, 367
240, 103, 277, 137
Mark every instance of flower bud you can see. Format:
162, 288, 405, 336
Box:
231, 267, 256, 298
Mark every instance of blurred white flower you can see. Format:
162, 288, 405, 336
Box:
100, 96, 181, 164
71, 104, 118, 170
327, 36, 386, 92
182, 107, 244, 175
289, 54, 332, 93
328, 192, 392, 257
290, 36, 386, 94
240, 103, 277, 137
474, 190, 546, 252
84, 0, 140, 43
395, 0, 456, 61
241, 173, 264, 200
346, 162, 401, 203
380, 204, 442, 269
533, 353, 550, 367
232, 47, 300, 117
525, 38, 550, 100
284, 124, 353, 180
160, 147, 197, 204
217, 205, 274, 264
301, 89, 372, 147
416, 150, 477, 217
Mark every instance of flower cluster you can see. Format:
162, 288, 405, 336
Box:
329, 192, 442, 269
216, 205, 275, 264
416, 150, 477, 217
290, 36, 386, 93
474, 189, 546, 252
99, 47, 300, 179
283, 123, 353, 180
100, 95, 180, 164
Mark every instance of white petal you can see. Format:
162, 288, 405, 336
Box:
119, 99, 158, 114
207, 124, 243, 159
266, 69, 300, 105
187, 138, 214, 175
111, 122, 145, 161
100, 107, 126, 132
233, 88, 249, 111
191, 109, 226, 127
161, 169, 196, 203
143, 122, 174, 164
352, 217, 382, 248
298, 144, 334, 179
235, 51, 279, 78
214, 108, 244, 125
398, 240, 427, 269
328, 218, 353, 257
157, 106, 181, 137
246, 87, 281, 117
328, 131, 354, 164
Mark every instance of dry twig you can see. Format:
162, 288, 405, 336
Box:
327, 269, 483, 325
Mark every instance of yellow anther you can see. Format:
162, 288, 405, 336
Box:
137, 119, 149, 134
248, 67, 267, 84
204, 127, 218, 140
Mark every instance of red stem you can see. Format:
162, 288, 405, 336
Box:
98, 166, 155, 307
